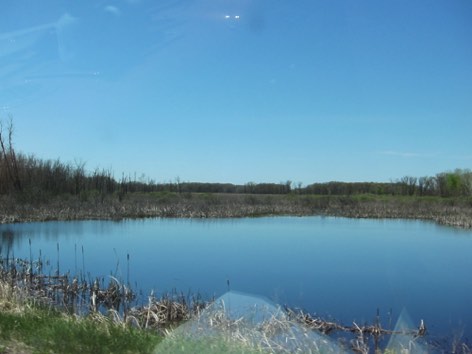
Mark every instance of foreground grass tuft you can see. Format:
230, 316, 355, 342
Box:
0, 304, 162, 353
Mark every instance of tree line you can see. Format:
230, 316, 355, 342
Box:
303, 171, 472, 197
1, 119, 471, 200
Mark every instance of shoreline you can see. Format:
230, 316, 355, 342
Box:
1, 193, 471, 228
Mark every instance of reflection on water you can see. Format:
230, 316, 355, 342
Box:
1, 217, 471, 341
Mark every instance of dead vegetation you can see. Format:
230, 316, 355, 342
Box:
158, 294, 436, 354
1, 192, 472, 228
1, 253, 454, 353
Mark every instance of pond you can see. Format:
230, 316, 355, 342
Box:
1, 216, 471, 341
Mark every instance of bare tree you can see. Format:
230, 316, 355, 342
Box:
0, 118, 22, 192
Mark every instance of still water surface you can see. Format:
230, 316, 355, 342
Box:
1, 216, 471, 339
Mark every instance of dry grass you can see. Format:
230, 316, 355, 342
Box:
157, 296, 342, 354
2, 193, 472, 228
2, 275, 471, 353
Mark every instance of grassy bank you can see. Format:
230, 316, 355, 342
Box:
0, 281, 162, 353
1, 192, 472, 228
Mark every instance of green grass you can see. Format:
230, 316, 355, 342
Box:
155, 336, 270, 354
0, 305, 162, 354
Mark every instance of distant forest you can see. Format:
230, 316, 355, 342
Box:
1, 119, 471, 200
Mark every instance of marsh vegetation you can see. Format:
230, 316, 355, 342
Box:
0, 253, 437, 354
2, 191, 472, 229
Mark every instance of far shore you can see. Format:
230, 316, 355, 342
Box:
1, 192, 471, 228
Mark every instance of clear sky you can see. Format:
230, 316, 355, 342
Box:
1, 0, 471, 185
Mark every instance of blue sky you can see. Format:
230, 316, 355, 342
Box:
1, 0, 471, 185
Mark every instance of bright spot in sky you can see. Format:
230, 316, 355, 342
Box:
225, 15, 230, 19
235, 15, 240, 19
